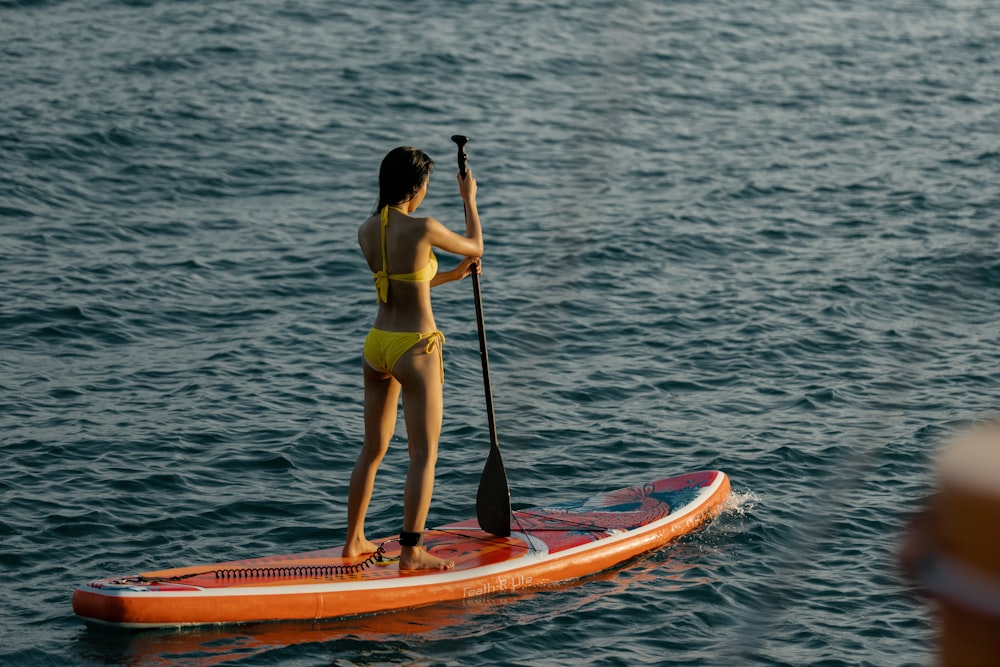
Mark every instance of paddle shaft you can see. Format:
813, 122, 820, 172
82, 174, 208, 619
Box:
452, 134, 511, 536
452, 136, 499, 448
471, 268, 500, 453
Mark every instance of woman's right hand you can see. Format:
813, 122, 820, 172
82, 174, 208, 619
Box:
457, 169, 477, 202
454, 257, 481, 280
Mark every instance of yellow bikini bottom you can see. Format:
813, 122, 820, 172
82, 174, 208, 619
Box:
363, 328, 445, 382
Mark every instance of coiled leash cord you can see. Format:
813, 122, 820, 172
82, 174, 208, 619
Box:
137, 543, 388, 582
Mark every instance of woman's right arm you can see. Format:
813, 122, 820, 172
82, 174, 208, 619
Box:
426, 171, 483, 258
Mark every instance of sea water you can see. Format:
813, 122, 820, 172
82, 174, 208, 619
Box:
3, 0, 998, 664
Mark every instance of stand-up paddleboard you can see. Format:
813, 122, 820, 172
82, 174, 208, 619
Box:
73, 469, 729, 628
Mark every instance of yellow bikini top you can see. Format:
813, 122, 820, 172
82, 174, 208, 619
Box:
373, 205, 438, 303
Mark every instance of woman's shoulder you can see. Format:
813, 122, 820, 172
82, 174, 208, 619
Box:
359, 212, 377, 231
358, 214, 381, 253
358, 218, 372, 239
412, 214, 450, 236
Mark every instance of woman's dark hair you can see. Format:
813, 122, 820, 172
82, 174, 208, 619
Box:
375, 147, 435, 212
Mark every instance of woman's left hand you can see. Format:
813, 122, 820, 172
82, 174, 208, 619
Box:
457, 257, 482, 279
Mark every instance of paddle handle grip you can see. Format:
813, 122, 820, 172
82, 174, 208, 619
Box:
451, 135, 469, 178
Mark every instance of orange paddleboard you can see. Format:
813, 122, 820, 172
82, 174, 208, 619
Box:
73, 470, 729, 628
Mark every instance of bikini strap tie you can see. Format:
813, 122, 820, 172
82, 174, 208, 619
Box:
373, 206, 391, 302
425, 331, 446, 383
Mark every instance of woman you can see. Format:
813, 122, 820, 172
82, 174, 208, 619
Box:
344, 146, 482, 571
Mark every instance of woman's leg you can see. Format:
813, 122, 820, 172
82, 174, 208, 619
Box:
393, 343, 455, 570
343, 359, 400, 558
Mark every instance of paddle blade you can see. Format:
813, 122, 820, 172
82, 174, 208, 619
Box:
476, 444, 511, 537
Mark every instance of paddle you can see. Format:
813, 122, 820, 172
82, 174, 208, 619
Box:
452, 134, 512, 537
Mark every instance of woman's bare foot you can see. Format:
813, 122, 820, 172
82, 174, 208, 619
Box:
399, 546, 455, 571
342, 537, 379, 559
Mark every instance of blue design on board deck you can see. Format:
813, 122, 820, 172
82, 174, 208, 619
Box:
532, 481, 702, 516
649, 486, 701, 512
